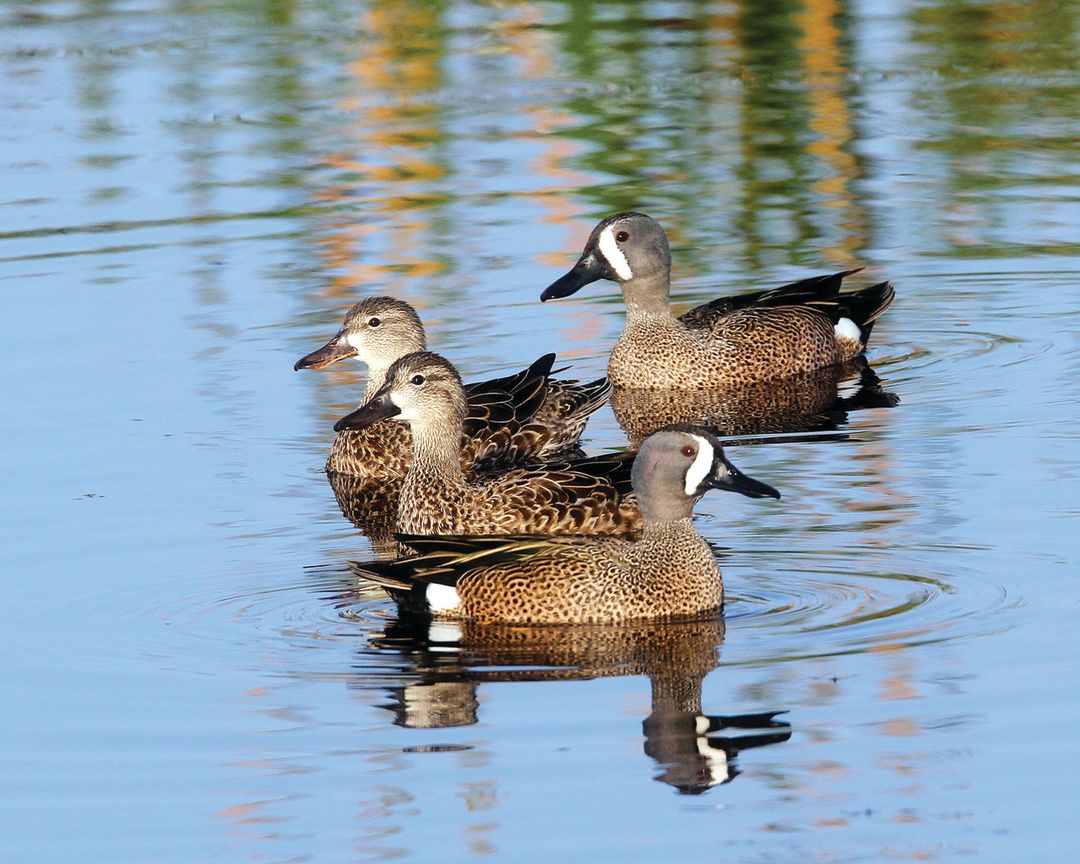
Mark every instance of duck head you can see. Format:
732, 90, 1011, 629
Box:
541, 212, 672, 301
295, 296, 426, 372
334, 351, 466, 434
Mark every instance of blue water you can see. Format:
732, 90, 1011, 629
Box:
2, 0, 1079, 861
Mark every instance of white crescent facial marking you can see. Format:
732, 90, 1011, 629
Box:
834, 316, 861, 343
388, 391, 409, 419
684, 434, 714, 496
426, 583, 461, 613
597, 225, 633, 281
346, 331, 371, 355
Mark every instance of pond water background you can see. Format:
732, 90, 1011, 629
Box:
3, 0, 1079, 861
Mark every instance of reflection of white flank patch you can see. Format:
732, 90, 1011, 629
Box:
598, 226, 633, 281
835, 317, 861, 343
426, 619, 463, 645
837, 375, 862, 399
685, 434, 714, 496
426, 583, 461, 613
696, 735, 732, 785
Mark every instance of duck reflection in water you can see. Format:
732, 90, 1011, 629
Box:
325, 471, 402, 559
611, 358, 899, 448
334, 609, 792, 795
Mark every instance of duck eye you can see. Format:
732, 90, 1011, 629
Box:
368, 317, 381, 327
410, 374, 425, 386
616, 230, 629, 242
681, 445, 696, 458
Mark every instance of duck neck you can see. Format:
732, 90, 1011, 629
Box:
408, 417, 468, 486
638, 482, 697, 525
622, 273, 675, 326
641, 517, 698, 542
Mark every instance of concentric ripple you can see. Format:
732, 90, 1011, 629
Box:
720, 556, 1017, 665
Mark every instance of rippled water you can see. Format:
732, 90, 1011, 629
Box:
3, 0, 1079, 861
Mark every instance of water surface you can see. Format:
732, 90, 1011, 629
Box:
2, 0, 1079, 861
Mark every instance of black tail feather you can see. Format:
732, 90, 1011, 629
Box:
835, 281, 895, 344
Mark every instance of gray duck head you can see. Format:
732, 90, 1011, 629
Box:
631, 425, 780, 524
295, 296, 426, 372
541, 212, 672, 302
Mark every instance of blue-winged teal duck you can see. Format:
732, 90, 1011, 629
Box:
334, 351, 641, 537
540, 212, 895, 389
349, 425, 780, 624
295, 296, 610, 476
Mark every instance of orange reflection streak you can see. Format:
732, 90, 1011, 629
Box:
509, 4, 605, 360
796, 0, 864, 262
314, 1, 449, 302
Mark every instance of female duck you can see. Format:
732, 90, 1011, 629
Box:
335, 351, 640, 537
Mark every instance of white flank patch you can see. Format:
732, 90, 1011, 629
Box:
684, 434, 714, 496
834, 316, 861, 343
597, 225, 633, 281
426, 582, 461, 613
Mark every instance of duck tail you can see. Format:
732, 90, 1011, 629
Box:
838, 281, 895, 345
563, 375, 613, 424
349, 560, 414, 594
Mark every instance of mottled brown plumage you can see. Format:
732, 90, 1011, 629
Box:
541, 212, 895, 389
349, 426, 780, 625
295, 296, 609, 476
334, 352, 640, 537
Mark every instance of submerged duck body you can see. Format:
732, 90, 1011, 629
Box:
295, 296, 610, 476
335, 351, 640, 537
350, 426, 780, 625
541, 212, 895, 390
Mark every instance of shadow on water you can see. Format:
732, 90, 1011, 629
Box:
332, 606, 792, 795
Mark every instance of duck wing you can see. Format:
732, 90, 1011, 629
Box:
533, 374, 612, 456
476, 451, 639, 534
459, 353, 556, 469
350, 533, 588, 609
679, 269, 861, 332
